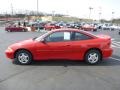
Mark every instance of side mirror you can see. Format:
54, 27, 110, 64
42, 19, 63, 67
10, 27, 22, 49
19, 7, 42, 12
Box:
40, 38, 46, 43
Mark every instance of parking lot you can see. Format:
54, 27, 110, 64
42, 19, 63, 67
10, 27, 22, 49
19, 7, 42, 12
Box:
1, 27, 120, 90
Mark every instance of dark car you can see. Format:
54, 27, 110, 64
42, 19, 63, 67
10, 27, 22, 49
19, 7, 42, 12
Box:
32, 23, 46, 30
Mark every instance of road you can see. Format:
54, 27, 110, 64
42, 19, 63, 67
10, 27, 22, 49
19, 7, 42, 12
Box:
0, 28, 120, 90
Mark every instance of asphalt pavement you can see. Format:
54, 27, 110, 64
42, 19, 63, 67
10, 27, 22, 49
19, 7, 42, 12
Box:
0, 27, 120, 90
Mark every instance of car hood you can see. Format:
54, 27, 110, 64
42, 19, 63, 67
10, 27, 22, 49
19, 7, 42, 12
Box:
9, 39, 36, 49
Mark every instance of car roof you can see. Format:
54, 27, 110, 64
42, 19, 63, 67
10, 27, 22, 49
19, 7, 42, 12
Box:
51, 28, 82, 32
49, 28, 97, 38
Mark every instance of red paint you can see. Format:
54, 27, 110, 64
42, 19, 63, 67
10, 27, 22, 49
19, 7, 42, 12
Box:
5, 25, 27, 32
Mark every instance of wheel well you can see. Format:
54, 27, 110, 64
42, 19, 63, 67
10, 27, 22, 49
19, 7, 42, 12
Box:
84, 48, 102, 59
14, 49, 33, 59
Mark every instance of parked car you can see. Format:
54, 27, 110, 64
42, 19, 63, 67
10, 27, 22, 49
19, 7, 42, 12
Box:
31, 22, 46, 30
5, 25, 27, 32
81, 24, 97, 31
5, 29, 113, 65
101, 23, 113, 30
44, 23, 61, 30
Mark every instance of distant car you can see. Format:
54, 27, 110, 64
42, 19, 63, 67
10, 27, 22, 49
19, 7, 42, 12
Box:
101, 23, 113, 30
109, 25, 120, 31
81, 24, 97, 31
66, 23, 82, 29
30, 22, 46, 30
44, 23, 61, 30
5, 29, 113, 65
5, 25, 27, 32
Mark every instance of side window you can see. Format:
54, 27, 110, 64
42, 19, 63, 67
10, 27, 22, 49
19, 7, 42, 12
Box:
45, 32, 71, 42
72, 32, 92, 40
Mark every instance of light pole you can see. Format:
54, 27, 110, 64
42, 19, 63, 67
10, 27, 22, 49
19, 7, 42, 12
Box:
52, 11, 55, 16
99, 12, 101, 23
89, 7, 93, 19
37, 0, 39, 16
11, 3, 13, 16
112, 12, 115, 23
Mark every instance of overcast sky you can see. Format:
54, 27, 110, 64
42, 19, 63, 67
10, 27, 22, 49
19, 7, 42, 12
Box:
1, 0, 120, 20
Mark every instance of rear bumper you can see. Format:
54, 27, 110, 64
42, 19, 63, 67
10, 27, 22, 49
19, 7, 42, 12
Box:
102, 48, 113, 58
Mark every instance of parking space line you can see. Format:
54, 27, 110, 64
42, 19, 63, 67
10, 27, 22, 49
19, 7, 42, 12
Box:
111, 39, 120, 48
112, 41, 120, 44
112, 42, 120, 46
110, 57, 120, 61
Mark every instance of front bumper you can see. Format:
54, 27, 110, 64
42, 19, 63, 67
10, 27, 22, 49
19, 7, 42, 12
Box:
102, 48, 113, 58
5, 49, 14, 59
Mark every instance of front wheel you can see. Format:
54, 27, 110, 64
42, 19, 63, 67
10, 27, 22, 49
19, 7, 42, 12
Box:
85, 50, 102, 65
14, 50, 32, 65
7, 30, 11, 32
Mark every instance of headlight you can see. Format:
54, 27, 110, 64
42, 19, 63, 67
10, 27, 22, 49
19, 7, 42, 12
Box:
7, 47, 13, 52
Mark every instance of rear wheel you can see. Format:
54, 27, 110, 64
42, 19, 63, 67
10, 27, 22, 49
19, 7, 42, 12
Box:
22, 29, 26, 32
85, 50, 102, 65
14, 50, 32, 65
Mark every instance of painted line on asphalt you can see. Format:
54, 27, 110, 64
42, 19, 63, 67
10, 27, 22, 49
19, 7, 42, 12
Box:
112, 40, 120, 44
112, 42, 120, 46
111, 45, 120, 48
110, 57, 120, 62
111, 40, 120, 48
111, 38, 114, 40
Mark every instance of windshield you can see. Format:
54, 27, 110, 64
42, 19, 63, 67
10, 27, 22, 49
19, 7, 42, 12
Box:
34, 31, 50, 41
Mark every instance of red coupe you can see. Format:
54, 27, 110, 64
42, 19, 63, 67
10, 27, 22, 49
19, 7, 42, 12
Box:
5, 29, 113, 65
5, 25, 27, 32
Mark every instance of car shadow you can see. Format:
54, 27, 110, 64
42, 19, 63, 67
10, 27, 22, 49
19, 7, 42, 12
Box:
29, 58, 120, 67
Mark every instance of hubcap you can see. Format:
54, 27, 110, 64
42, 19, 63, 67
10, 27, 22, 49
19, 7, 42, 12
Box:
18, 53, 29, 64
88, 53, 99, 64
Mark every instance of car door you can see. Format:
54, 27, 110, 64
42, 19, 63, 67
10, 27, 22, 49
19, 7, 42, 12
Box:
35, 31, 73, 60
69, 31, 94, 60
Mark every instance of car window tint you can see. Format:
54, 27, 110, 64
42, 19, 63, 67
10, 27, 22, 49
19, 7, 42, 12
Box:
72, 32, 92, 40
46, 32, 70, 42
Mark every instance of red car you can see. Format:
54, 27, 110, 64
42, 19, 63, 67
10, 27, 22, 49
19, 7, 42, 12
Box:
44, 23, 61, 30
81, 24, 96, 31
5, 29, 113, 65
5, 25, 27, 32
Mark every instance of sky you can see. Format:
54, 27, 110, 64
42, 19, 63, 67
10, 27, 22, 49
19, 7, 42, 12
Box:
1, 0, 120, 20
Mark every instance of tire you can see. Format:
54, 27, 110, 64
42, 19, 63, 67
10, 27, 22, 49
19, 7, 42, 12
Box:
14, 50, 32, 65
93, 29, 97, 32
8, 30, 11, 32
119, 32, 120, 35
22, 29, 25, 32
24, 29, 27, 32
85, 49, 102, 65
